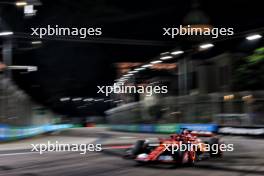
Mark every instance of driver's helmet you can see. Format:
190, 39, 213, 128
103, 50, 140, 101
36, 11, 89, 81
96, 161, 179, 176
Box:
183, 129, 191, 134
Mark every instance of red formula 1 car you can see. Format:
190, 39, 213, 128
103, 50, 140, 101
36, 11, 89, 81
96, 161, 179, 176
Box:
124, 129, 223, 165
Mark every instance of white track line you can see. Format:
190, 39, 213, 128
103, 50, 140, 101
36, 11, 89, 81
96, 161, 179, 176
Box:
0, 152, 38, 156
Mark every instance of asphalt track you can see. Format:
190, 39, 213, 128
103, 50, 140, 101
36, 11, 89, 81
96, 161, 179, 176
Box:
0, 128, 264, 176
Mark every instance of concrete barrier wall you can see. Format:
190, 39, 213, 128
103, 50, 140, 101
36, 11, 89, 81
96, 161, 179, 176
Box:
108, 123, 264, 136
110, 123, 218, 134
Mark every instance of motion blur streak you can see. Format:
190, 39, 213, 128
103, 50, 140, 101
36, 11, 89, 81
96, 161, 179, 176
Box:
0, 128, 264, 176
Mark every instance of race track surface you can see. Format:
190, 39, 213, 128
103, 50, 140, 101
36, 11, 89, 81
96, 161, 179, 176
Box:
0, 128, 263, 176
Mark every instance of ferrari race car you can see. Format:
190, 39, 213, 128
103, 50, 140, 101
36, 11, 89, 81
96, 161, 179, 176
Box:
124, 129, 223, 165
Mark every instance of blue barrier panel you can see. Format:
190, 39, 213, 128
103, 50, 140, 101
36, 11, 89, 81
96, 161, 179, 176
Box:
0, 125, 8, 140
0, 124, 74, 142
111, 125, 126, 131
111, 125, 139, 132
155, 124, 181, 134
139, 124, 155, 133
179, 123, 218, 132
109, 124, 219, 133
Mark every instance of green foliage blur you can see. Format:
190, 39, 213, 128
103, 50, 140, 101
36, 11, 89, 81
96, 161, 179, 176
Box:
233, 47, 264, 90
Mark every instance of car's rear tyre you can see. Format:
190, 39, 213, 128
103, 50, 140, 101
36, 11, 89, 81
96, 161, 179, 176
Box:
207, 138, 223, 158
124, 140, 146, 159
174, 150, 195, 166
182, 151, 195, 166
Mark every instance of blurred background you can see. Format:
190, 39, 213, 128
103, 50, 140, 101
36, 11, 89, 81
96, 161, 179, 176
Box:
0, 0, 263, 127
0, 0, 264, 176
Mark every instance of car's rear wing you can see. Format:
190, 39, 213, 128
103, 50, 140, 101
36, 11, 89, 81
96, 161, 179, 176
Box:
179, 127, 216, 137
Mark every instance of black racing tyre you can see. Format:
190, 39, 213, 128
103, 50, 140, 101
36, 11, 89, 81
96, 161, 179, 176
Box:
131, 140, 146, 156
174, 150, 195, 166
208, 138, 223, 158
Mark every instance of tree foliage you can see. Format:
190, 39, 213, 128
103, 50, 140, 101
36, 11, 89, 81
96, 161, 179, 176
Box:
233, 47, 264, 91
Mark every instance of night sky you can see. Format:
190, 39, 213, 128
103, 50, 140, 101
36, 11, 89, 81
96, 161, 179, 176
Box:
1, 0, 263, 115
